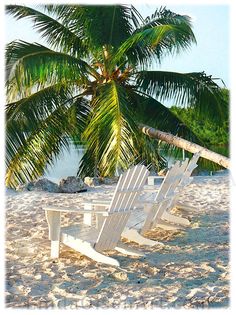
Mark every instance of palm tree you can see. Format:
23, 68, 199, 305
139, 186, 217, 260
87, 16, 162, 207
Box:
5, 5, 228, 188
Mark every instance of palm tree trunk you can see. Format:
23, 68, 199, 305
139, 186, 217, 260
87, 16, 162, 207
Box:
140, 124, 230, 169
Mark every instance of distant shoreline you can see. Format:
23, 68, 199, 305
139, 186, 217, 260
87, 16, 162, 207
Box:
5, 173, 230, 196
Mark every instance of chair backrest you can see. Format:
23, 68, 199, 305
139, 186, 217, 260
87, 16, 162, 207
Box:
179, 152, 200, 187
95, 165, 149, 251
170, 152, 200, 207
141, 159, 190, 233
155, 158, 189, 201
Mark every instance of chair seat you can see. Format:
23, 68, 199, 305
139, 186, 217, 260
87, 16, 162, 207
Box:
61, 223, 100, 246
126, 208, 146, 230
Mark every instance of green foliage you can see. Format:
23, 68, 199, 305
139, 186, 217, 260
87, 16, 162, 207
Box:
5, 5, 228, 187
170, 88, 229, 156
136, 71, 228, 124
80, 81, 139, 176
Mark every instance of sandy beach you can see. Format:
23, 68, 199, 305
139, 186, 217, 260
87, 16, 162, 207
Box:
5, 176, 230, 309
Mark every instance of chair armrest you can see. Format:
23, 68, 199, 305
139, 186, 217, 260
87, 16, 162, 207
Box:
135, 194, 166, 205
143, 185, 159, 191
136, 200, 156, 205
82, 200, 111, 207
43, 206, 110, 216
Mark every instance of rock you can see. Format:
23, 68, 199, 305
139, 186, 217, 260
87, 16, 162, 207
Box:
32, 178, 60, 192
84, 177, 101, 187
16, 178, 59, 192
6, 187, 18, 194
57, 299, 75, 308
84, 176, 119, 186
59, 176, 85, 193
16, 183, 30, 192
158, 168, 169, 176
126, 297, 135, 304
102, 177, 119, 185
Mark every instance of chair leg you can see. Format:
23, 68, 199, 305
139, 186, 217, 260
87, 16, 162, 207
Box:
51, 240, 60, 258
162, 211, 191, 226
115, 242, 145, 257
122, 228, 163, 247
84, 245, 120, 267
176, 202, 200, 212
62, 237, 120, 267
45, 210, 61, 258
155, 219, 185, 231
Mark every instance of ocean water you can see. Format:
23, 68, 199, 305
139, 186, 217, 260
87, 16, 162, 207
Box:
43, 144, 175, 183
43, 144, 228, 183
43, 144, 84, 184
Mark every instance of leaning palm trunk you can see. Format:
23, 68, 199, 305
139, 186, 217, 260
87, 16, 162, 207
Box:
140, 124, 230, 169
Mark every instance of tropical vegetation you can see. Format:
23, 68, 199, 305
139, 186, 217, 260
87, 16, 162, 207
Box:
5, 5, 228, 188
171, 88, 229, 154
171, 112, 228, 156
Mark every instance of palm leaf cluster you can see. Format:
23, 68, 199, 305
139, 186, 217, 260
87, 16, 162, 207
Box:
5, 5, 227, 188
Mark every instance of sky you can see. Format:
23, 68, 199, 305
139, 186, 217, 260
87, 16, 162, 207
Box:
139, 4, 229, 87
4, 3, 229, 88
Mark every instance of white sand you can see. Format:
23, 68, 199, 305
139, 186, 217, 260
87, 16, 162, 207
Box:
5, 176, 230, 309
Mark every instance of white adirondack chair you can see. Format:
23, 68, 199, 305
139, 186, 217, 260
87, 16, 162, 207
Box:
147, 152, 200, 222
152, 152, 200, 226
122, 159, 189, 243
174, 152, 201, 212
146, 152, 201, 227
44, 165, 149, 267
145, 158, 191, 229
122, 153, 201, 243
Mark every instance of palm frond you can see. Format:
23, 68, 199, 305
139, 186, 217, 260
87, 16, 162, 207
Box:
6, 40, 93, 100
129, 91, 200, 140
6, 93, 89, 188
128, 91, 205, 158
41, 4, 76, 20
133, 131, 168, 171
42, 4, 135, 54
6, 107, 70, 188
6, 40, 51, 79
136, 70, 227, 123
130, 5, 145, 29
6, 84, 73, 125
79, 81, 139, 177
112, 21, 196, 68
5, 5, 88, 57
139, 6, 193, 32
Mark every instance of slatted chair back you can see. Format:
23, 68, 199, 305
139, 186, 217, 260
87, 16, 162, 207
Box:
179, 152, 200, 187
141, 159, 190, 233
155, 159, 189, 202
95, 165, 149, 251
